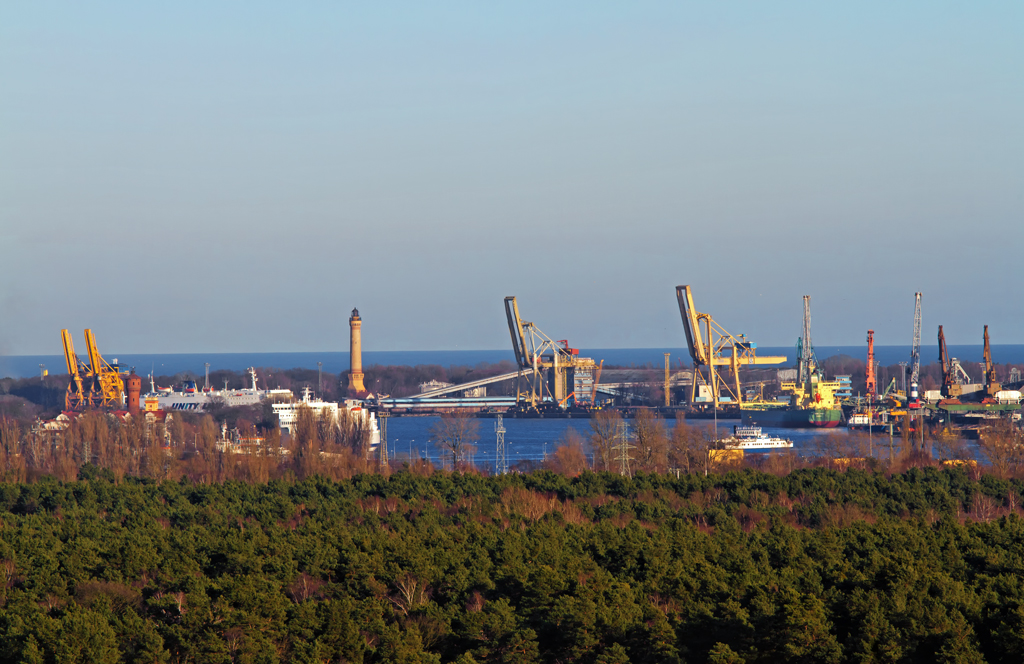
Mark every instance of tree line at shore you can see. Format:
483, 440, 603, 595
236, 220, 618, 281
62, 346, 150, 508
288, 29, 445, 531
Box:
2, 403, 1024, 491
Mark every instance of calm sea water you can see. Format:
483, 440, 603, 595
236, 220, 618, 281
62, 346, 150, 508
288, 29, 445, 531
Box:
4, 345, 1023, 379
385, 415, 916, 474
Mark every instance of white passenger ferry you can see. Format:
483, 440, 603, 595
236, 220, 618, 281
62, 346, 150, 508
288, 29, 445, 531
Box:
144, 367, 293, 411
273, 388, 381, 453
721, 425, 794, 450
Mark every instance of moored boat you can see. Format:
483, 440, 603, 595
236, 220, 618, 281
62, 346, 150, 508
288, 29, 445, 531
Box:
144, 367, 292, 411
721, 425, 794, 450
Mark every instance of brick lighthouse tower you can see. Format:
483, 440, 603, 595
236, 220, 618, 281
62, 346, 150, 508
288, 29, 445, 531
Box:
348, 308, 366, 393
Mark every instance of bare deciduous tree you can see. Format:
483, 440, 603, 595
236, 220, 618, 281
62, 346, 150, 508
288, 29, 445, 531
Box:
633, 409, 668, 473
589, 409, 622, 472
430, 411, 478, 469
546, 428, 589, 477
669, 420, 711, 475
977, 420, 1023, 479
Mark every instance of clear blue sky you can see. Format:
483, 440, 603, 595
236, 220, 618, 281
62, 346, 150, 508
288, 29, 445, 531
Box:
1, 2, 1021, 355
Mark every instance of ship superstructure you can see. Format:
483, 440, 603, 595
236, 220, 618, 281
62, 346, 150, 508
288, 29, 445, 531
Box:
273, 387, 381, 452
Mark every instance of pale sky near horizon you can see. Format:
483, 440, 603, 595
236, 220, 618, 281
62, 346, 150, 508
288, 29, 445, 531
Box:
1, 2, 1021, 355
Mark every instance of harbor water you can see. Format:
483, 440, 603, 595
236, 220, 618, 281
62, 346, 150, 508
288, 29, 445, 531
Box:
380, 416, 908, 474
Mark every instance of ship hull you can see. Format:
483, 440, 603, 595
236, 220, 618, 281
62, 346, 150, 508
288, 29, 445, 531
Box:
741, 408, 842, 428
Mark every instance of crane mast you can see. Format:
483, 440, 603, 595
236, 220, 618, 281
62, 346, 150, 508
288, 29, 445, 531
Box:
938, 325, 951, 394
937, 324, 962, 398
909, 292, 922, 403
983, 325, 1000, 396
797, 296, 815, 384
61, 329, 88, 410
84, 329, 126, 409
865, 330, 876, 399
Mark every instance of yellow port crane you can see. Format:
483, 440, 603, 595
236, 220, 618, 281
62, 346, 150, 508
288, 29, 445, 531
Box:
61, 329, 89, 410
504, 296, 598, 408
61, 328, 126, 410
675, 285, 786, 408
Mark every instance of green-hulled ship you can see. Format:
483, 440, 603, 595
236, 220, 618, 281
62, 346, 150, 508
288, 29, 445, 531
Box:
741, 398, 843, 428
741, 296, 844, 428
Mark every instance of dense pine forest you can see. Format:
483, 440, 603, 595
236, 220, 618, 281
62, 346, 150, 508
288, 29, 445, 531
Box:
2, 466, 1024, 663
4, 363, 1024, 662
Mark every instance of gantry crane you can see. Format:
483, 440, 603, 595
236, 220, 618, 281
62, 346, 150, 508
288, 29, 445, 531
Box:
61, 328, 126, 410
62, 329, 89, 410
504, 297, 598, 409
675, 285, 786, 408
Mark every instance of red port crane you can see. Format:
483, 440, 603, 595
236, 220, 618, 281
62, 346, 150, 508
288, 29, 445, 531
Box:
865, 330, 876, 399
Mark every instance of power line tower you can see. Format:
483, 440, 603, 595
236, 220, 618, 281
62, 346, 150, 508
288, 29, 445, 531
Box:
378, 410, 389, 469
494, 415, 507, 475
613, 420, 634, 478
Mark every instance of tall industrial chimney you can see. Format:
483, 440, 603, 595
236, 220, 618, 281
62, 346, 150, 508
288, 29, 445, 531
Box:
348, 308, 366, 393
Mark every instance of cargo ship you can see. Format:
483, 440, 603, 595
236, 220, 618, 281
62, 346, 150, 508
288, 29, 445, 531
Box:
741, 330, 843, 428
741, 369, 844, 428
741, 404, 842, 428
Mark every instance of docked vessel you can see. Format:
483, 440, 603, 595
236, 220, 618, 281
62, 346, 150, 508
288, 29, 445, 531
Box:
721, 426, 794, 450
273, 387, 381, 453
742, 402, 843, 428
846, 412, 883, 430
144, 367, 292, 411
741, 296, 843, 429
